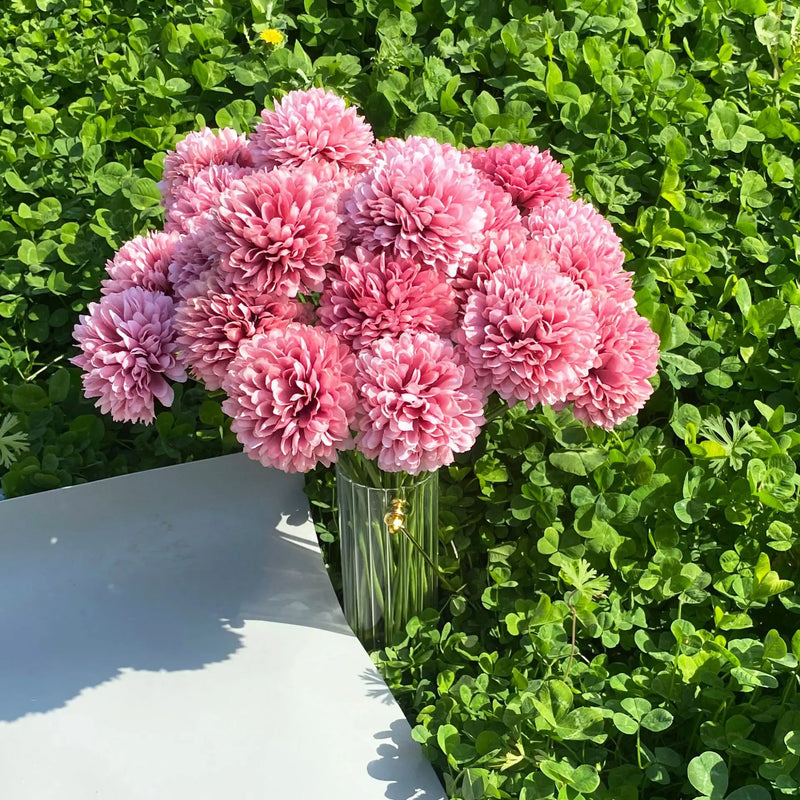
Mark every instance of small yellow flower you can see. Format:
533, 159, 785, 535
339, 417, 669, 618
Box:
259, 28, 283, 46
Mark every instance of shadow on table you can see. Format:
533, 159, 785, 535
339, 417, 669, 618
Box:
0, 491, 349, 723
368, 718, 446, 800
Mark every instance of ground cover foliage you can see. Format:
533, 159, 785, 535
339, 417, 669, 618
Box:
1, 0, 799, 796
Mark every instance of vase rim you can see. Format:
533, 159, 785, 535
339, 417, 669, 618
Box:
335, 459, 438, 490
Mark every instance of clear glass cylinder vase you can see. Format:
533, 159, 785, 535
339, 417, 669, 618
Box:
336, 453, 438, 650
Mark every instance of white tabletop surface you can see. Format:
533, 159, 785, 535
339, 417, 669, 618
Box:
0, 454, 445, 799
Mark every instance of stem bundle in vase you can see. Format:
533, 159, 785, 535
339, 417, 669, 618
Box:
72, 88, 660, 645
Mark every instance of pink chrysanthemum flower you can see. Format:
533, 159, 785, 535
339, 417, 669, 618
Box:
525, 197, 633, 304
343, 136, 486, 277
175, 280, 310, 391
355, 332, 485, 475
250, 88, 375, 172
452, 223, 535, 306
469, 143, 572, 212
71, 287, 186, 424
558, 294, 660, 429
164, 165, 251, 235
213, 168, 338, 297
160, 128, 253, 209
477, 175, 522, 233
222, 324, 356, 473
459, 262, 599, 408
318, 248, 457, 349
168, 220, 221, 300
101, 231, 182, 297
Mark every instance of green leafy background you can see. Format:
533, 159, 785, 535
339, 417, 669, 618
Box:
1, 0, 800, 797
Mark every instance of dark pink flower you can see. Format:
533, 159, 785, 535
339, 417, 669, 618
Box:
71, 287, 186, 424
250, 88, 374, 171
213, 168, 338, 297
318, 248, 456, 349
222, 324, 356, 473
160, 128, 253, 208
342, 136, 486, 276
175, 280, 310, 390
355, 332, 485, 474
168, 220, 221, 300
558, 294, 660, 428
458, 262, 599, 408
101, 231, 182, 296
164, 165, 251, 235
470, 143, 572, 212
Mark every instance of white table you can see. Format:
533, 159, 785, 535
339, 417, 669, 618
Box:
0, 454, 446, 799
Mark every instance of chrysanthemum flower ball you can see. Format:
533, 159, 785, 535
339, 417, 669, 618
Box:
476, 175, 522, 234
343, 136, 487, 277
167, 220, 221, 300
175, 280, 309, 391
222, 324, 357, 473
459, 262, 599, 409
525, 197, 633, 305
213, 168, 338, 297
560, 293, 660, 429
470, 143, 572, 212
159, 127, 253, 208
355, 332, 485, 475
317, 248, 457, 349
101, 230, 182, 297
250, 87, 375, 171
164, 165, 251, 235
71, 287, 186, 424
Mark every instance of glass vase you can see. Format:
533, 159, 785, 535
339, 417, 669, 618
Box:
336, 452, 438, 650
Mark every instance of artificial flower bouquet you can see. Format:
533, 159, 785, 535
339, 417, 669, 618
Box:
72, 87, 659, 644
73, 87, 659, 477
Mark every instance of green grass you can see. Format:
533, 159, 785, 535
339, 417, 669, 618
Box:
1, 0, 800, 796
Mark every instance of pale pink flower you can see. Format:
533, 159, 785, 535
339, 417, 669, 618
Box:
213, 168, 338, 297
470, 143, 572, 212
318, 249, 456, 349
559, 294, 660, 428
250, 88, 374, 171
164, 165, 251, 235
525, 197, 633, 305
101, 231, 182, 296
175, 281, 309, 390
459, 262, 599, 408
342, 136, 486, 277
71, 287, 186, 424
222, 324, 356, 473
160, 128, 253, 208
168, 220, 221, 300
355, 332, 485, 475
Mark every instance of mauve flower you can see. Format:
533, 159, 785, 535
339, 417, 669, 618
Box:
459, 262, 599, 408
101, 231, 182, 296
213, 168, 338, 297
470, 143, 572, 212
168, 220, 221, 300
559, 294, 660, 428
525, 197, 633, 305
175, 280, 310, 390
318, 248, 456, 349
164, 165, 251, 235
160, 128, 253, 209
355, 332, 485, 474
71, 287, 186, 424
222, 324, 356, 473
343, 136, 486, 277
250, 88, 374, 171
